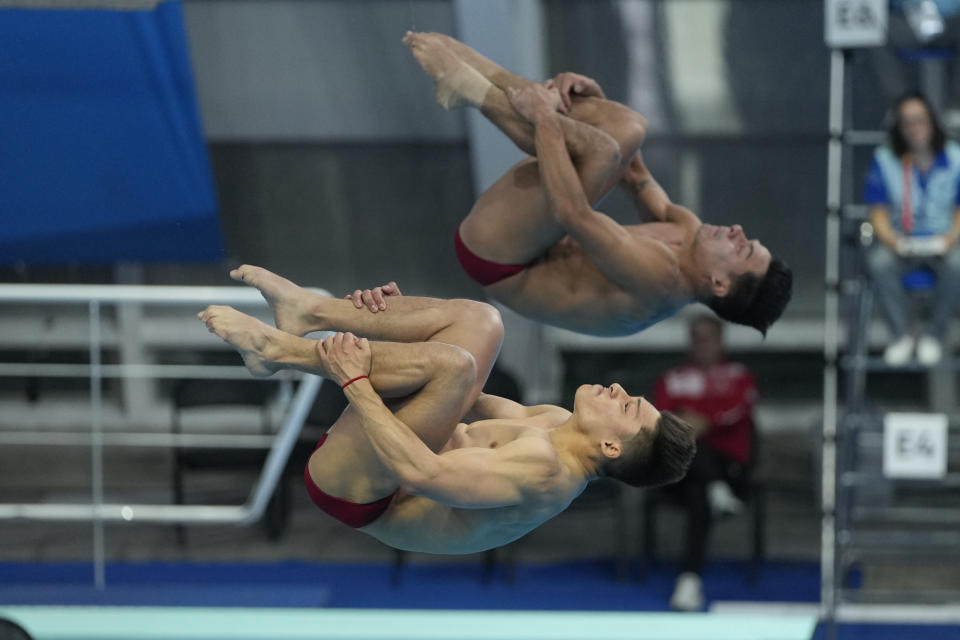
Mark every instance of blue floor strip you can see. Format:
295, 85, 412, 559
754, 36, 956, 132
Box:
1, 560, 957, 639
0, 559, 818, 610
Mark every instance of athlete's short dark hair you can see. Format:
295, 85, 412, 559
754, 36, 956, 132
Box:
601, 411, 697, 488
707, 256, 793, 336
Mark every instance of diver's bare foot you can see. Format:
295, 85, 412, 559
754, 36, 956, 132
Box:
230, 265, 318, 337
423, 32, 510, 87
403, 31, 491, 110
198, 305, 282, 378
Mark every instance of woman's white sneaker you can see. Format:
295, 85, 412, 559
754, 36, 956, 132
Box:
883, 335, 914, 366
917, 335, 942, 366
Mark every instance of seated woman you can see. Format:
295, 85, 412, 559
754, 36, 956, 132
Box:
863, 92, 960, 366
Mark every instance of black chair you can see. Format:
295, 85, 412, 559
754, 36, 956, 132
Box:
171, 378, 285, 545
639, 430, 767, 585
553, 478, 635, 581
640, 477, 766, 584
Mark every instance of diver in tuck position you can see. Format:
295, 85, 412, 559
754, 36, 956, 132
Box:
199, 265, 696, 553
393, 32, 792, 336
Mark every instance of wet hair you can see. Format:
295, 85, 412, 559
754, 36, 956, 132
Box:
706, 256, 793, 336
889, 91, 945, 158
600, 411, 697, 488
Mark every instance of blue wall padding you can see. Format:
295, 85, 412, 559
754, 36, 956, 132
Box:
0, 2, 223, 264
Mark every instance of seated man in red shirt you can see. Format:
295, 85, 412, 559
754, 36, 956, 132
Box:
653, 314, 757, 611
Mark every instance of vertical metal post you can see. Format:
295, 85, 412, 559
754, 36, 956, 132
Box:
822, 47, 846, 638
115, 263, 154, 421
89, 300, 106, 590
453, 0, 551, 404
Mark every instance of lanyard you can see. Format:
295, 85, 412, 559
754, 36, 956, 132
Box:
901, 155, 915, 235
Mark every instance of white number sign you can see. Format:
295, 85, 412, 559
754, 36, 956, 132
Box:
883, 412, 948, 479
825, 0, 888, 48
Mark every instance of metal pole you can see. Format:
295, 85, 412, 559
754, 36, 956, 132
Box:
0, 375, 323, 525
822, 46, 846, 638
0, 285, 331, 529
0, 283, 329, 305
241, 374, 322, 519
0, 363, 300, 379
89, 300, 106, 590
0, 431, 281, 449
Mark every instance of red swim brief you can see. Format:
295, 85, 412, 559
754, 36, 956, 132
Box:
304, 434, 396, 528
454, 225, 529, 286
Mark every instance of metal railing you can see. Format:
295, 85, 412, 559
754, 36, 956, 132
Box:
0, 284, 330, 588
823, 43, 960, 627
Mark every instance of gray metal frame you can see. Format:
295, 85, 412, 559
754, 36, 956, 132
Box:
822, 46, 845, 629
824, 42, 960, 628
0, 284, 329, 588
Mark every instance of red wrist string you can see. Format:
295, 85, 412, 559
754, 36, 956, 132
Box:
341, 375, 369, 390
